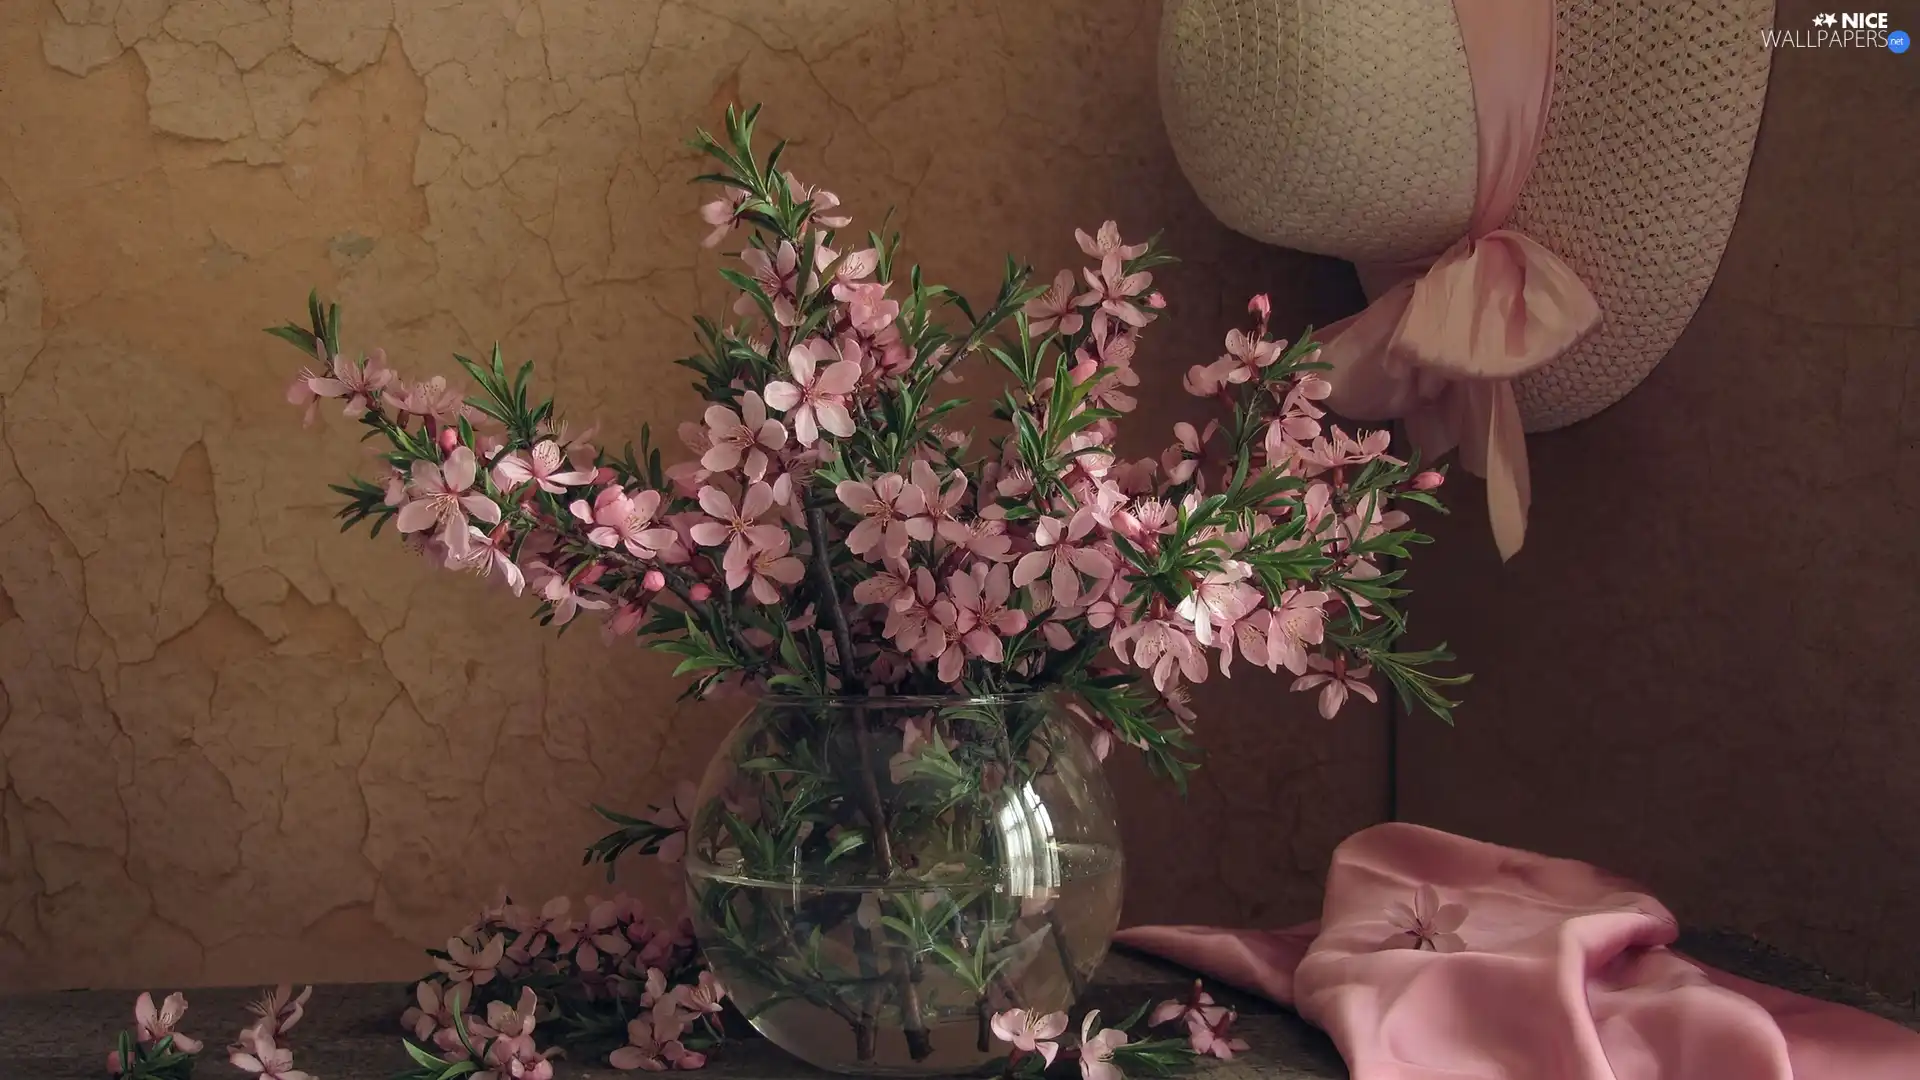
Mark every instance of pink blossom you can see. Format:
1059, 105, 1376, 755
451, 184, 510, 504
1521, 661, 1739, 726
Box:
786, 172, 852, 229
691, 482, 786, 585
1112, 617, 1208, 691
1291, 654, 1379, 718
246, 984, 313, 1038
1411, 470, 1446, 491
504, 896, 575, 963
494, 440, 595, 494
1078, 1010, 1130, 1080
400, 980, 454, 1041
436, 933, 507, 986
698, 188, 748, 248
611, 1014, 705, 1071
701, 392, 787, 479
1382, 884, 1468, 953
1161, 421, 1217, 486
852, 559, 918, 611
229, 1026, 313, 1080
1264, 411, 1322, 465
485, 986, 541, 1040
395, 447, 500, 558
989, 1008, 1068, 1066
1300, 427, 1394, 475
833, 280, 900, 336
945, 563, 1028, 663
131, 991, 203, 1053
742, 533, 805, 603
1187, 1008, 1249, 1060
395, 375, 467, 428
291, 349, 396, 426
837, 473, 932, 559
910, 460, 968, 527
1265, 589, 1328, 675
762, 338, 861, 445
450, 523, 525, 595
735, 241, 801, 326
1012, 512, 1112, 607
1149, 980, 1221, 1030
671, 971, 727, 1017
527, 563, 611, 627
287, 367, 329, 427
1174, 560, 1258, 647
937, 517, 1013, 562
1075, 221, 1148, 261
1162, 683, 1198, 726
483, 1030, 557, 1080
1219, 328, 1282, 382
1073, 250, 1154, 334
1023, 269, 1085, 336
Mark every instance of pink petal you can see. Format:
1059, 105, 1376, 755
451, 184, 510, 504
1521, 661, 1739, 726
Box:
696, 487, 735, 519
395, 500, 441, 534
814, 401, 855, 438
762, 381, 801, 412
791, 406, 819, 446
815, 360, 863, 395
442, 447, 477, 491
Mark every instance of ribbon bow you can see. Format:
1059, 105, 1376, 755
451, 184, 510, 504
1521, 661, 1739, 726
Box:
1315, 0, 1601, 561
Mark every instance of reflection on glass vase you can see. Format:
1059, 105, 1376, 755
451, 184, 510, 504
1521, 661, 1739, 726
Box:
684, 694, 1123, 1076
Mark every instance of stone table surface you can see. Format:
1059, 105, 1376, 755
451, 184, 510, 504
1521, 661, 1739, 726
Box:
5, 935, 1916, 1079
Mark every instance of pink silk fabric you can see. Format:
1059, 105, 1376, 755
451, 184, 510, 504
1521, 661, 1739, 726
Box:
1115, 824, 1920, 1079
1315, 0, 1601, 561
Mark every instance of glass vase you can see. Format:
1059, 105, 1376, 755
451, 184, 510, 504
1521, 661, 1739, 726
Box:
683, 693, 1123, 1076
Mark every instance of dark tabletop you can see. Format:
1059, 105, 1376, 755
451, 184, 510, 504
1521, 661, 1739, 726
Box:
4, 933, 1915, 1079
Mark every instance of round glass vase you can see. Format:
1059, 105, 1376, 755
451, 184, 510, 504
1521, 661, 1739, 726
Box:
683, 693, 1123, 1076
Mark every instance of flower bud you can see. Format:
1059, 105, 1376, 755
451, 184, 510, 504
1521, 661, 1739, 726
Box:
1247, 293, 1272, 322
437, 427, 461, 452
641, 569, 667, 593
1411, 470, 1445, 491
1146, 292, 1167, 310
579, 561, 607, 586
594, 466, 616, 484
688, 583, 713, 603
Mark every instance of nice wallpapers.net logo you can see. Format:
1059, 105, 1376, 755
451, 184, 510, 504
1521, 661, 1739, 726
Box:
1762, 11, 1909, 49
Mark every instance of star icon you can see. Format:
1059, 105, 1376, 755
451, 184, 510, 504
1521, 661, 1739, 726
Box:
1813, 12, 1837, 26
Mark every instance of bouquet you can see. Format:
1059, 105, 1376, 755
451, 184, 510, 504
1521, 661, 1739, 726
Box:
270, 105, 1465, 1074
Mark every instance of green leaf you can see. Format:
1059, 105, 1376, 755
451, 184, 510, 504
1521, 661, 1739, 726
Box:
404, 1039, 447, 1069
822, 830, 866, 864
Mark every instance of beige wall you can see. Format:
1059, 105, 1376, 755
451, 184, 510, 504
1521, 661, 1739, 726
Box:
1401, 1, 1920, 996
0, 0, 1381, 991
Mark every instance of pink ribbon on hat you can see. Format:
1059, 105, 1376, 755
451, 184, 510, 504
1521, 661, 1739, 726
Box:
1315, 0, 1600, 561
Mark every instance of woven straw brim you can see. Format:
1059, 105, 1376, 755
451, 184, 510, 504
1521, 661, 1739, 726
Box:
1159, 1, 1776, 432
1511, 2, 1773, 431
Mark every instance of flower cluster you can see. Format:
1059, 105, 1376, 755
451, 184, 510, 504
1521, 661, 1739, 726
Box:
397, 890, 723, 1076
270, 103, 1463, 784
988, 998, 1232, 1080
104, 986, 317, 1080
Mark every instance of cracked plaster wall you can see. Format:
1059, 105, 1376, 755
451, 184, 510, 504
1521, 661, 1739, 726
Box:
0, 0, 1377, 990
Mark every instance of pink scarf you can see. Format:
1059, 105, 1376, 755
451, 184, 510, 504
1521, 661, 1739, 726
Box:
1116, 824, 1920, 1078
1314, 0, 1600, 561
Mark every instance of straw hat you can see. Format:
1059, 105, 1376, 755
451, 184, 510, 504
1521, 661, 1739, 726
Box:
1158, 0, 1776, 434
